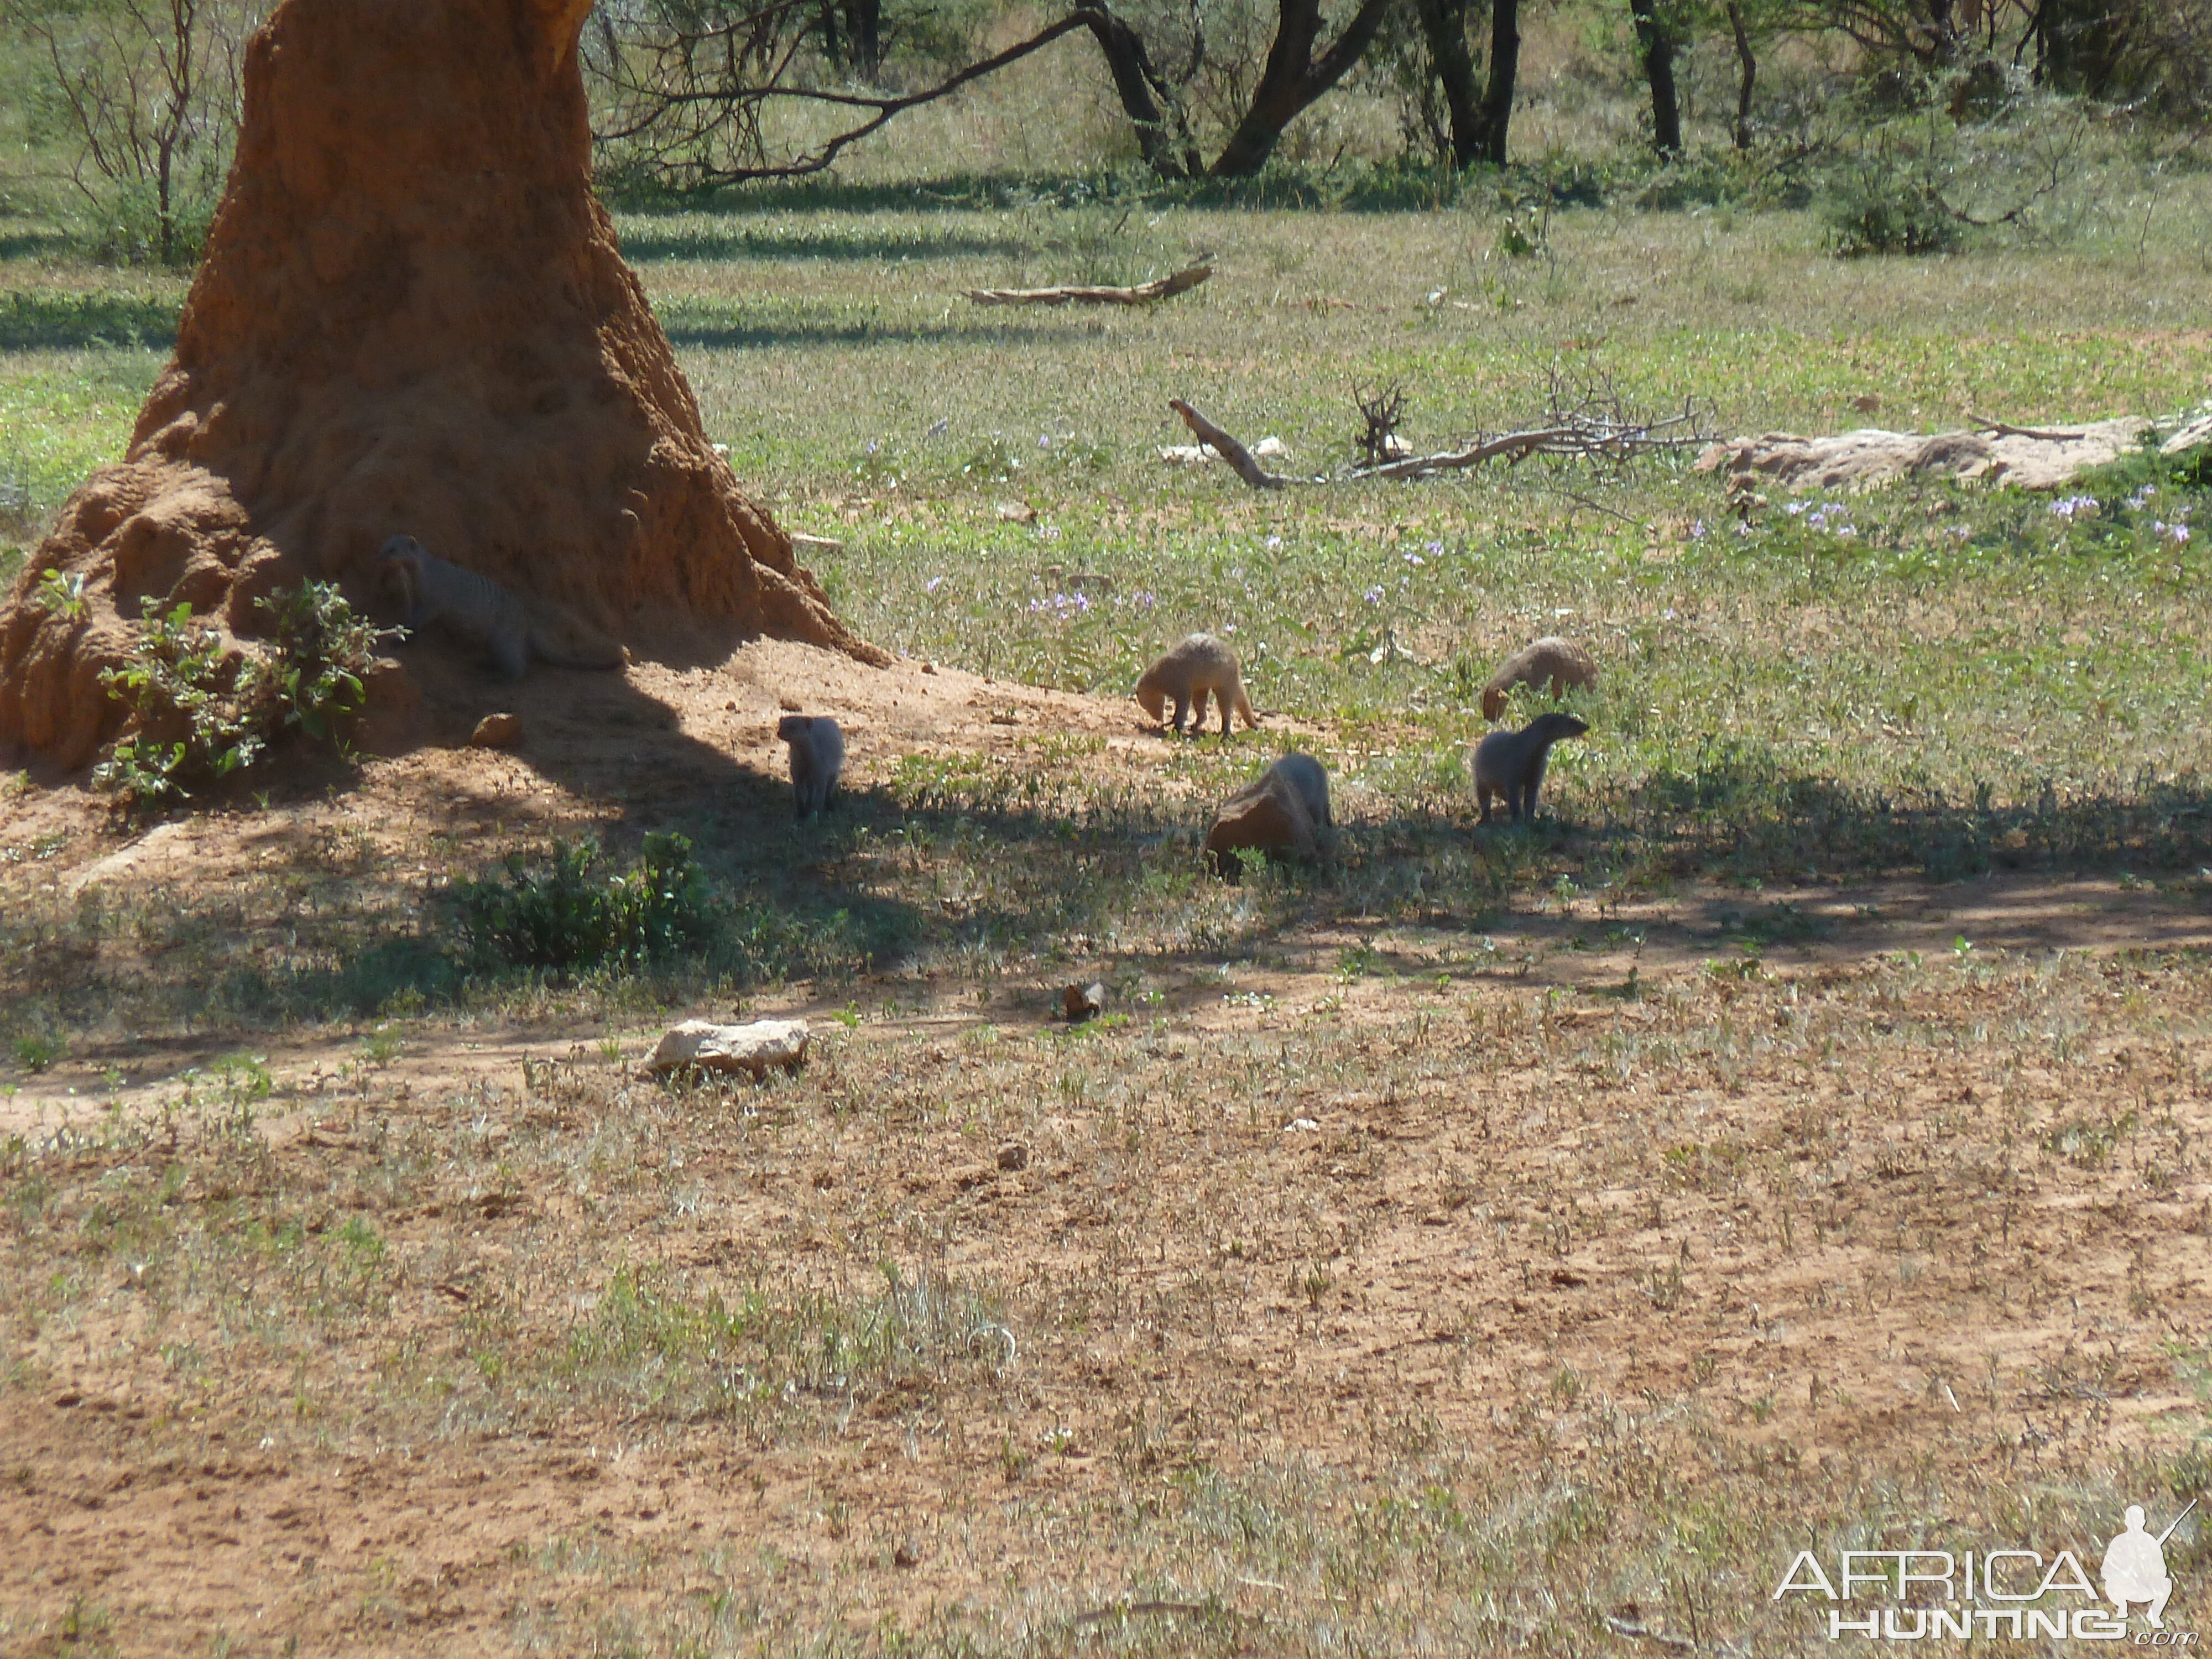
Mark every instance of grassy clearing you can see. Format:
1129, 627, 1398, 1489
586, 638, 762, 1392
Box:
2, 184, 2210, 1037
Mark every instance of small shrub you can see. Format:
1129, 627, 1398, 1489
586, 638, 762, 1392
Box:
253, 580, 389, 743
1822, 163, 1959, 255
452, 832, 717, 975
93, 598, 268, 811
34, 569, 89, 620
92, 581, 394, 812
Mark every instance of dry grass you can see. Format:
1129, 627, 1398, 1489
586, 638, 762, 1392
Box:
4, 935, 2211, 1652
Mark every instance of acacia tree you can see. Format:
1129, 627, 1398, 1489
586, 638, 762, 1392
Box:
6, 0, 267, 264
587, 0, 1408, 183
1396, 0, 1521, 168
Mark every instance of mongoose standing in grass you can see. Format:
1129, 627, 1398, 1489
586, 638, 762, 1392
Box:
1472, 713, 1588, 824
1136, 634, 1260, 737
1480, 636, 1597, 722
377, 534, 625, 680
777, 714, 844, 820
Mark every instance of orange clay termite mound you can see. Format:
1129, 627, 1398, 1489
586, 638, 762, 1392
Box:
0, 0, 882, 771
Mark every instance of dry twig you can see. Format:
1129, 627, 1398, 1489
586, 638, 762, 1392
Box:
964, 264, 1211, 307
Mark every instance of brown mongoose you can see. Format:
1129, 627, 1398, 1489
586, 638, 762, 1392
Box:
1136, 634, 1260, 737
1472, 713, 1588, 824
776, 714, 844, 820
377, 534, 625, 680
1480, 636, 1597, 721
1204, 752, 1329, 878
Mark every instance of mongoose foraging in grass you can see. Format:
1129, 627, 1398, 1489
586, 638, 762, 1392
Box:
1480, 636, 1597, 722
1472, 713, 1588, 824
377, 534, 626, 680
777, 714, 844, 820
1136, 634, 1260, 737
1205, 752, 1330, 878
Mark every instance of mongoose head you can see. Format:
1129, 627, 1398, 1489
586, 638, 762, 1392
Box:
377, 534, 426, 568
1134, 676, 1167, 723
1528, 713, 1590, 743
776, 714, 812, 742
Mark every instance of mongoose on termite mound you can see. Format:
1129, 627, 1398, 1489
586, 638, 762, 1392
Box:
1472, 713, 1588, 824
1205, 751, 1330, 878
378, 535, 627, 680
1480, 636, 1597, 722
777, 714, 844, 820
1136, 634, 1260, 737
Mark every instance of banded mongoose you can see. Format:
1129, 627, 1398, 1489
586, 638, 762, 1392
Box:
1480, 636, 1597, 722
1204, 751, 1331, 879
1136, 634, 1260, 737
777, 714, 844, 820
377, 535, 625, 680
1472, 713, 1588, 824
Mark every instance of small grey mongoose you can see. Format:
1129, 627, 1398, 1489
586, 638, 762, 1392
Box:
1472, 713, 1588, 823
377, 534, 624, 679
777, 714, 844, 820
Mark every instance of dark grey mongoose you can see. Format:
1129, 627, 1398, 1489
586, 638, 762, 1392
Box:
1472, 713, 1588, 823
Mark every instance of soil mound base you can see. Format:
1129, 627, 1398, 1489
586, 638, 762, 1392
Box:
0, 0, 880, 771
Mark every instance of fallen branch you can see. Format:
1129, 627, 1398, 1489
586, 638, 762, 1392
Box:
1354, 408, 1712, 480
1970, 413, 2088, 442
964, 264, 1211, 307
1168, 398, 1295, 489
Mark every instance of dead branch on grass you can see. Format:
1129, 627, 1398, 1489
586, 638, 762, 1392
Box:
963, 263, 1211, 307
1170, 372, 1713, 490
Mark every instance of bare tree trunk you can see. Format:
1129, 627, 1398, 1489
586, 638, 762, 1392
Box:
1412, 0, 1484, 168
1725, 0, 1755, 148
1629, 0, 1682, 156
847, 0, 881, 76
1209, 0, 1397, 176
1082, 5, 1200, 177
1478, 0, 1519, 164
2034, 0, 2127, 93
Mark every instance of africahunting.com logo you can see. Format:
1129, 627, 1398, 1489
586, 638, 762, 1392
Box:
1774, 1502, 2199, 1643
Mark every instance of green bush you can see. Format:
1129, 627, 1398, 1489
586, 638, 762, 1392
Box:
451, 833, 717, 975
92, 580, 393, 812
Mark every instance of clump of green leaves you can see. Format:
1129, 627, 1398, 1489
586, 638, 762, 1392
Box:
92, 580, 394, 812
451, 832, 717, 975
34, 569, 90, 620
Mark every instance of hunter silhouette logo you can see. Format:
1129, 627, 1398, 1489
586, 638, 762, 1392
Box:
2106, 1503, 2194, 1631
1773, 1501, 2199, 1643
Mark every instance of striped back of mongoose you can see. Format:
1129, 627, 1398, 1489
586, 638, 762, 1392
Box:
1135, 633, 1260, 737
1472, 713, 1588, 823
777, 714, 844, 820
1480, 636, 1597, 722
377, 535, 623, 680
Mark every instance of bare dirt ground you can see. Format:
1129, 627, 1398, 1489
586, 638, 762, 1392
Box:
4, 647, 2212, 1655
